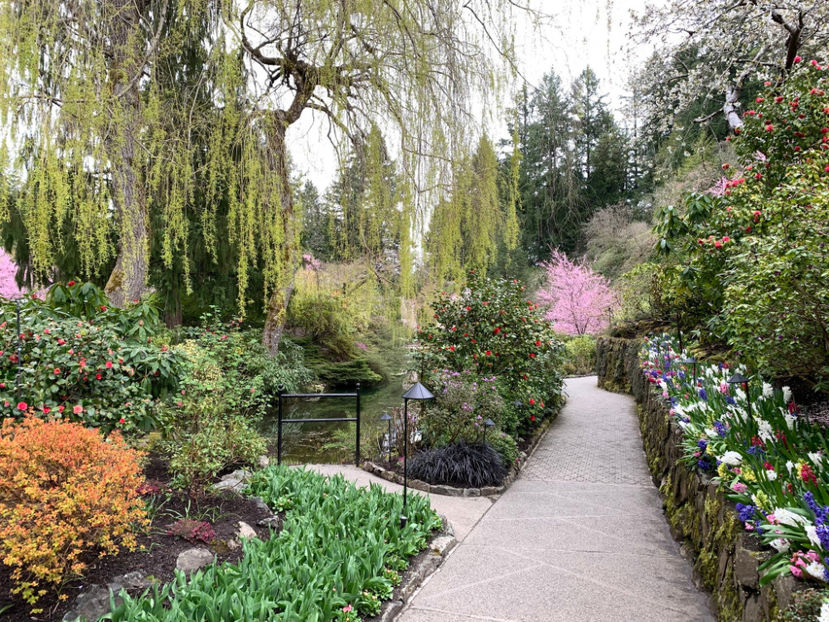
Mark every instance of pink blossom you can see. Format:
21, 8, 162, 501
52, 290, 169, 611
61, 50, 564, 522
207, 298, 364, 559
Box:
731, 482, 747, 494
536, 250, 617, 335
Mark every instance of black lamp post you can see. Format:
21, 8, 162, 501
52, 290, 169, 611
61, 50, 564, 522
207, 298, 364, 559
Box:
483, 418, 495, 443
380, 412, 393, 463
727, 372, 751, 418
401, 382, 434, 528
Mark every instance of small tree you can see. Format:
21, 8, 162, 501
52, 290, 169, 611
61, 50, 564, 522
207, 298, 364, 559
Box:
537, 250, 616, 335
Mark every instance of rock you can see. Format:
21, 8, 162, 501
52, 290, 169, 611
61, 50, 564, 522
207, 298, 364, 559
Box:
430, 535, 456, 556
258, 515, 282, 529
111, 570, 150, 590
430, 484, 462, 497
408, 479, 430, 492
249, 495, 272, 515
462, 487, 480, 497
63, 583, 121, 622
257, 455, 270, 469
772, 574, 797, 611
733, 548, 758, 589
237, 521, 257, 539
212, 469, 252, 492
176, 547, 214, 573
742, 595, 762, 622
227, 538, 241, 550
480, 486, 501, 496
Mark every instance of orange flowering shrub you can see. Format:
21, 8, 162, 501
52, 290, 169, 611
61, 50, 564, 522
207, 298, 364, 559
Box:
0, 415, 147, 611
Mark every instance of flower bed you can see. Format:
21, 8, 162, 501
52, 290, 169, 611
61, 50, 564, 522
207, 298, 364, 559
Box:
641, 336, 829, 586
105, 466, 441, 621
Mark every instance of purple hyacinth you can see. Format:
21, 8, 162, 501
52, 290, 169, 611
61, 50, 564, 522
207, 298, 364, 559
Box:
735, 503, 756, 522
698, 388, 708, 401
697, 439, 708, 451
713, 420, 727, 437
697, 458, 712, 470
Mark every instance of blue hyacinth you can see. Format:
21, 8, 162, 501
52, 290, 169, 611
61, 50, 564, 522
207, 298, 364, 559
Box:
698, 388, 708, 401
713, 420, 727, 437
735, 503, 756, 522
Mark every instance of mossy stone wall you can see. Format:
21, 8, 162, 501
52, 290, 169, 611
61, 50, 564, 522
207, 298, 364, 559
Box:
596, 337, 797, 622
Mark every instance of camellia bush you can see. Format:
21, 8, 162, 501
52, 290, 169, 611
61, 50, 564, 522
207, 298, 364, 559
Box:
642, 336, 829, 586
654, 60, 829, 389
0, 282, 180, 432
415, 272, 565, 439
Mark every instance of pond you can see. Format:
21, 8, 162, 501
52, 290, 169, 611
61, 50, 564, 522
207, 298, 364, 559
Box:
259, 377, 407, 464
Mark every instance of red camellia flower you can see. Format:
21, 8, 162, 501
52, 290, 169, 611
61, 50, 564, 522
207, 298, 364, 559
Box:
765, 124, 774, 132
485, 350, 491, 356
17, 401, 27, 411
42, 406, 50, 414
535, 340, 541, 347
54, 368, 60, 375
105, 361, 113, 369
73, 405, 83, 414
67, 280, 76, 286
530, 415, 536, 422
529, 398, 535, 405
529, 352, 536, 358
119, 418, 126, 424
96, 373, 102, 380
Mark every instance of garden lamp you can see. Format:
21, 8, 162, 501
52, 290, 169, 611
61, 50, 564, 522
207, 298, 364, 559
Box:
401, 382, 434, 528
483, 418, 495, 443
380, 412, 393, 463
727, 372, 751, 418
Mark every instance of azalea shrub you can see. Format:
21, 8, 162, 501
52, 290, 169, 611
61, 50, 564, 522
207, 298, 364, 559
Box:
415, 273, 565, 439
0, 415, 147, 611
642, 336, 829, 586
0, 282, 180, 432
653, 61, 829, 387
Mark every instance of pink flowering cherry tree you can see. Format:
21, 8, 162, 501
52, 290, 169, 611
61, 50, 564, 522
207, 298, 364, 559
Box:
0, 249, 25, 299
537, 250, 617, 335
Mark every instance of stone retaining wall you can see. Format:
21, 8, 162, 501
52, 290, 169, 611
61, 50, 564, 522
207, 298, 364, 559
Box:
596, 336, 796, 622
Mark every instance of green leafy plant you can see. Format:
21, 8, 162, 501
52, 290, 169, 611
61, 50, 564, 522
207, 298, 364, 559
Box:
105, 466, 441, 621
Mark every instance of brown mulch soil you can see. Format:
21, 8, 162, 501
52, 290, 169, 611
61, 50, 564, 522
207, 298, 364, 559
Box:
0, 454, 277, 622
803, 400, 829, 428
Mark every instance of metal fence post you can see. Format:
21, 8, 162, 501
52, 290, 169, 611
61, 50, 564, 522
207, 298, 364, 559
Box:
277, 392, 283, 466
355, 382, 361, 466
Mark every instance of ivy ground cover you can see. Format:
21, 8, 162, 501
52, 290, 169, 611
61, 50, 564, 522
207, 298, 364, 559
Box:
105, 466, 441, 622
641, 336, 829, 586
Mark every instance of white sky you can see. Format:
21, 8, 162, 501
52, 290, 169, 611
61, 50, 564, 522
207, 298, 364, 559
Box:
290, 0, 656, 191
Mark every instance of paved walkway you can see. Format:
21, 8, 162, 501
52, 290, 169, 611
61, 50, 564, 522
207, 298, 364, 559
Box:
398, 376, 714, 622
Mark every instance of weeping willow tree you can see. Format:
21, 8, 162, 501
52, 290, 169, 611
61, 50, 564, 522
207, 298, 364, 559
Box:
229, 0, 528, 351
427, 134, 515, 283
1, 0, 528, 352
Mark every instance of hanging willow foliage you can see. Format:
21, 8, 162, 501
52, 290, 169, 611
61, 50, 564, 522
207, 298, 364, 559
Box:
2, 0, 528, 349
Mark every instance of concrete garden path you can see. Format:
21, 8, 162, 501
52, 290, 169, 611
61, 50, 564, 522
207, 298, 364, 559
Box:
397, 376, 715, 622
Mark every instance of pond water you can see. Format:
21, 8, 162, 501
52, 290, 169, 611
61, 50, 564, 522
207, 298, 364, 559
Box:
259, 377, 407, 464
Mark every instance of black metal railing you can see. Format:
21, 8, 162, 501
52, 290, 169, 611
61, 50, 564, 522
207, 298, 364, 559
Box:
276, 383, 361, 466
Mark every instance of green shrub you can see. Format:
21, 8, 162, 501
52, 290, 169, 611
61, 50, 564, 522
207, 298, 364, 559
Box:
0, 282, 179, 432
486, 431, 518, 469
419, 369, 504, 446
560, 334, 597, 376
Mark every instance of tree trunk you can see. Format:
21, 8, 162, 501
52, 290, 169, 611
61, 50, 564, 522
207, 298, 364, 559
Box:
104, 0, 151, 308
262, 113, 299, 355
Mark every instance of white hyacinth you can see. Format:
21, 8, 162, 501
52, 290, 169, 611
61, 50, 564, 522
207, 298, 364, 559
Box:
757, 419, 774, 443
772, 508, 807, 527
720, 451, 743, 466
809, 452, 824, 471
785, 414, 797, 430
782, 386, 792, 403
786, 460, 795, 474
762, 382, 774, 398
807, 525, 822, 549
769, 538, 790, 553
805, 562, 828, 582
820, 600, 829, 622
766, 470, 777, 481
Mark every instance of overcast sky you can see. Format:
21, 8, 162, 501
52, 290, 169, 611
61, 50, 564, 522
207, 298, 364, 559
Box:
290, 0, 656, 191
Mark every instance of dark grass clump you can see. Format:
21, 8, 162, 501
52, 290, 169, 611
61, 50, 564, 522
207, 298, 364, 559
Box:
408, 442, 507, 488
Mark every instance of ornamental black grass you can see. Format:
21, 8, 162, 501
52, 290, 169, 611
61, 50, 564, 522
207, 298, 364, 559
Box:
408, 441, 507, 488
